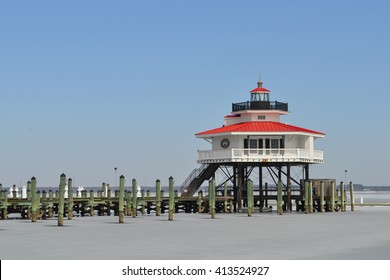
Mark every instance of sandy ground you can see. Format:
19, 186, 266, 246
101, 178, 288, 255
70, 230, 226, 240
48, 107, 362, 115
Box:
1, 206, 389, 260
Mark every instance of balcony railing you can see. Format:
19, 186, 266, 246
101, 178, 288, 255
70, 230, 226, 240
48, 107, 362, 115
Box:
232, 101, 288, 112
198, 148, 323, 163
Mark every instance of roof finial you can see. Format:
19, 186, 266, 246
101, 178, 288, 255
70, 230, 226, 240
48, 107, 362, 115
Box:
258, 70, 263, 88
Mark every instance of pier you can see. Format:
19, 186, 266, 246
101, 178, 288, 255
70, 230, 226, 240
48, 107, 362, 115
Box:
0, 175, 358, 222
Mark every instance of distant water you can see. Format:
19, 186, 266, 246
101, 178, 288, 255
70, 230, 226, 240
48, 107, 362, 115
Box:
353, 191, 390, 204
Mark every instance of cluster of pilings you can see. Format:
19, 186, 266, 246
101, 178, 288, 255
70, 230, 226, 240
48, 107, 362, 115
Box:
0, 175, 356, 224
0, 175, 235, 224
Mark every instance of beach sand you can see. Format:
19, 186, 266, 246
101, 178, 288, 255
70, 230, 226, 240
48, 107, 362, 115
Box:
1, 206, 389, 260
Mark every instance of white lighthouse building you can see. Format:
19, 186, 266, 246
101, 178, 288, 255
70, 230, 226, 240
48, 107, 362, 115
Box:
196, 80, 324, 164
181, 80, 325, 212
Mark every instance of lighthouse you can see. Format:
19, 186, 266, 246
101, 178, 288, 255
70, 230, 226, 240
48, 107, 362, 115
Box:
180, 80, 325, 212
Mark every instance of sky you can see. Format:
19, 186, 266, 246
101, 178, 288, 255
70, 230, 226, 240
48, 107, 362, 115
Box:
1, 0, 390, 188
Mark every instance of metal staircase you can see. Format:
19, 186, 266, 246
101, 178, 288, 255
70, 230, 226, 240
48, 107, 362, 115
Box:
180, 164, 219, 197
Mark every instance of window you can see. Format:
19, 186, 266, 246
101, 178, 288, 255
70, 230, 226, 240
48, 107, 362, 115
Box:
258, 115, 266, 120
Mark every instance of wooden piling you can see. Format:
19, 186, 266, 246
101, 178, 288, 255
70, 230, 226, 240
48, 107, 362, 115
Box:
2, 190, 8, 219
27, 181, 32, 200
156, 179, 161, 216
197, 191, 203, 213
89, 190, 94, 216
330, 180, 335, 212
132, 179, 137, 218
247, 179, 254, 217
168, 176, 174, 221
58, 173, 66, 226
223, 182, 228, 213
119, 175, 125, 223
67, 178, 73, 220
350, 181, 355, 211
264, 182, 268, 208
48, 189, 54, 218
277, 180, 283, 215
304, 181, 309, 214
209, 179, 216, 219
308, 181, 313, 213
12, 185, 17, 198
320, 181, 325, 213
340, 181, 345, 212
31, 177, 37, 222
125, 191, 132, 216
36, 191, 41, 219
141, 189, 145, 215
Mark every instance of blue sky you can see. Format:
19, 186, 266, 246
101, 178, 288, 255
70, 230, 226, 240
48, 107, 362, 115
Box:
1, 0, 389, 188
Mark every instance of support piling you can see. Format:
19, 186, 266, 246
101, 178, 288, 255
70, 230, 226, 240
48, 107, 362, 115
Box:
168, 176, 174, 221
58, 174, 66, 226
119, 175, 125, 223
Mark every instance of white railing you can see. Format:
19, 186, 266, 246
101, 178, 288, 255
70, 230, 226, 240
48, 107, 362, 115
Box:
198, 148, 323, 163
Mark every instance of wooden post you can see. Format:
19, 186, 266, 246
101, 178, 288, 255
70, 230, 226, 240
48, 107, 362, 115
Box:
102, 182, 106, 197
141, 189, 145, 215
67, 178, 73, 220
132, 179, 137, 218
304, 181, 309, 214
223, 182, 228, 213
197, 191, 203, 213
308, 181, 313, 213
12, 185, 17, 198
31, 177, 37, 222
36, 191, 41, 219
340, 181, 345, 212
58, 173, 66, 226
156, 179, 161, 216
106, 187, 111, 216
277, 180, 283, 215
2, 190, 8, 219
168, 176, 174, 221
27, 181, 32, 200
350, 181, 355, 211
89, 190, 94, 216
247, 179, 254, 217
209, 179, 216, 219
330, 180, 335, 212
48, 189, 54, 218
319, 181, 325, 213
119, 175, 125, 223
264, 182, 268, 208
125, 191, 131, 216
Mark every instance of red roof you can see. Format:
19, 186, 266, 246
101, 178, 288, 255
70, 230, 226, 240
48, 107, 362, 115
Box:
196, 121, 325, 136
250, 87, 270, 93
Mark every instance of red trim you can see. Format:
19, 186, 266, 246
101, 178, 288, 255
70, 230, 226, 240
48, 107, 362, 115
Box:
196, 121, 325, 136
250, 87, 270, 93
